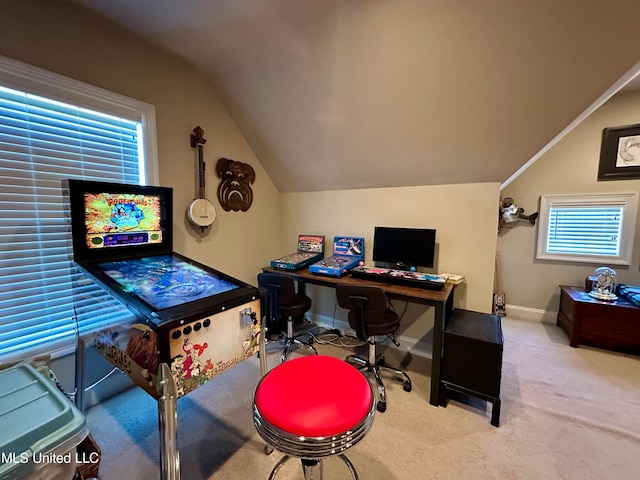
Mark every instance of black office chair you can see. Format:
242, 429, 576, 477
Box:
257, 272, 317, 364
336, 284, 412, 412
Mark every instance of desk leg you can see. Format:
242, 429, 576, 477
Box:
431, 294, 455, 406
430, 302, 445, 406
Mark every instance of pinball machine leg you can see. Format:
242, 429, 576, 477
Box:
259, 315, 268, 377
158, 363, 180, 480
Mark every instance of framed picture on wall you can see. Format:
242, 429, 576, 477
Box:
598, 124, 640, 181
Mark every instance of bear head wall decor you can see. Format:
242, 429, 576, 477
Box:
215, 157, 256, 212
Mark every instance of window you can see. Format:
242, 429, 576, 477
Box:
536, 192, 638, 265
0, 55, 158, 363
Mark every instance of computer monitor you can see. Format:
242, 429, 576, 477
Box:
64, 179, 173, 263
372, 226, 436, 269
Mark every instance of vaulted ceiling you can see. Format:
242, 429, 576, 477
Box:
67, 0, 640, 193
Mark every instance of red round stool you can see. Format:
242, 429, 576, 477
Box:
253, 355, 375, 480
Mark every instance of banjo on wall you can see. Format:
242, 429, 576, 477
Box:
188, 126, 217, 230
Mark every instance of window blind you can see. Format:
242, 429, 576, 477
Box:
0, 85, 140, 362
547, 205, 622, 257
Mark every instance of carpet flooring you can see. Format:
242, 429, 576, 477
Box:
85, 317, 640, 479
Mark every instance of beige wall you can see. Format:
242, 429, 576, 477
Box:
0, 0, 281, 285
1, 0, 501, 351
280, 183, 500, 340
499, 91, 640, 312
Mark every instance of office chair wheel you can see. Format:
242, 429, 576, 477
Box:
403, 381, 412, 392
376, 401, 387, 413
378, 356, 386, 367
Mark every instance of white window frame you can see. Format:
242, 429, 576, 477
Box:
536, 192, 638, 265
0, 54, 159, 362
0, 55, 158, 185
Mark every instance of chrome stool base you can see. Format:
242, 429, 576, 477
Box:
268, 454, 359, 480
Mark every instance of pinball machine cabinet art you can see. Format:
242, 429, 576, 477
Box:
64, 179, 262, 480
64, 179, 261, 399
78, 253, 261, 399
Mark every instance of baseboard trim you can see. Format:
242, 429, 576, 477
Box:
504, 304, 557, 324
311, 304, 558, 358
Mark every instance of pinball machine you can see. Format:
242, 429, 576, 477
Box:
308, 236, 365, 278
270, 234, 325, 271
63, 179, 262, 480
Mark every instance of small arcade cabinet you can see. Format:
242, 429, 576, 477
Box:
64, 179, 261, 480
270, 234, 325, 271
309, 236, 364, 278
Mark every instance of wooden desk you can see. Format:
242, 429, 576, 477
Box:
261, 266, 455, 406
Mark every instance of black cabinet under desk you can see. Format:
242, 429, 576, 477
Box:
440, 309, 504, 427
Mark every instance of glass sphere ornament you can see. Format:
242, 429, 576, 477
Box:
588, 266, 618, 301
